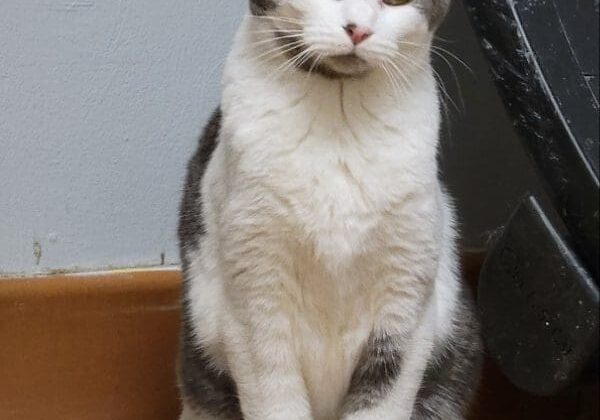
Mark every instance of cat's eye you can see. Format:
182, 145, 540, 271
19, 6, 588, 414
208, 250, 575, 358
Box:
382, 0, 411, 5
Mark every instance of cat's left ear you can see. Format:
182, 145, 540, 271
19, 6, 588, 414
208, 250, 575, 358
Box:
249, 0, 278, 16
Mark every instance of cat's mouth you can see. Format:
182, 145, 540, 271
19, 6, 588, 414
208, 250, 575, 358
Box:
320, 53, 372, 78
329, 53, 367, 67
274, 33, 373, 79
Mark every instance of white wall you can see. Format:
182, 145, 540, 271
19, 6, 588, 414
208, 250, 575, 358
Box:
0, 1, 246, 275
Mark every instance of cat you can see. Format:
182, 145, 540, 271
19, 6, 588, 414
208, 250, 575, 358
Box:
177, 1, 482, 419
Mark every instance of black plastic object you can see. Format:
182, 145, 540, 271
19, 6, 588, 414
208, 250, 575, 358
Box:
479, 196, 599, 396
465, 0, 599, 279
464, 0, 600, 395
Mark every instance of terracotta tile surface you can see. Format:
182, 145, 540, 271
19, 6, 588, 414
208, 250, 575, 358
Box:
0, 270, 182, 420
0, 266, 595, 419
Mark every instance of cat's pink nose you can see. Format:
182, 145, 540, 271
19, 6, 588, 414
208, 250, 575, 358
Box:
344, 23, 372, 45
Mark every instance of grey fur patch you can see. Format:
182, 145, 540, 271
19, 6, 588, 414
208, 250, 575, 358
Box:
177, 109, 243, 419
343, 287, 482, 418
412, 286, 483, 420
178, 109, 221, 258
414, 0, 452, 30
342, 333, 404, 413
178, 320, 242, 419
249, 0, 278, 16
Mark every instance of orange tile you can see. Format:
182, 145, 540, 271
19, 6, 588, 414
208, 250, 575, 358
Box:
0, 266, 592, 419
0, 270, 182, 420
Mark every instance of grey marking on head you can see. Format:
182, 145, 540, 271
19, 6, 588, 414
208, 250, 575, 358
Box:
412, 286, 483, 419
249, 0, 278, 16
414, 0, 451, 30
342, 332, 404, 414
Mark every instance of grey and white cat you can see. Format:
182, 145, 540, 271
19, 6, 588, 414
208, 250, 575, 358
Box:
177, 1, 482, 419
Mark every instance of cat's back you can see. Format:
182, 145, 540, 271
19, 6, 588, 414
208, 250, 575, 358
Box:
178, 108, 222, 259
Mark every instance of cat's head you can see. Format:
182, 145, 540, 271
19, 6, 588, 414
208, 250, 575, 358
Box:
249, 0, 450, 78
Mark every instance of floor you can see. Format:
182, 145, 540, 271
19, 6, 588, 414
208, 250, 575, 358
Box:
0, 267, 596, 420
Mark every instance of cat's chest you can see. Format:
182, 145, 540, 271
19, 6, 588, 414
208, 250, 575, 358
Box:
286, 154, 379, 260
227, 82, 438, 261
241, 116, 417, 262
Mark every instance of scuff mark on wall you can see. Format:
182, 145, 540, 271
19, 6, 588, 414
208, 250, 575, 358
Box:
33, 241, 42, 266
47, 1, 96, 12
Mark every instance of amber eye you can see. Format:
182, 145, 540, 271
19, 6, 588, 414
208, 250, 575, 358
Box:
382, 0, 411, 5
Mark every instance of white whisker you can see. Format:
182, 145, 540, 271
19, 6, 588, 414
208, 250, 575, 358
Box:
250, 34, 303, 48
380, 61, 406, 101
252, 39, 305, 62
434, 35, 454, 44
391, 49, 428, 74
251, 29, 304, 35
430, 49, 465, 110
386, 49, 458, 117
431, 46, 473, 75
269, 46, 315, 81
433, 67, 459, 114
307, 53, 323, 78
380, 63, 397, 95
396, 39, 473, 75
248, 15, 303, 26
385, 59, 412, 98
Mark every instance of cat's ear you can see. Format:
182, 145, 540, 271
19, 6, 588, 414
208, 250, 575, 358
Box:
249, 0, 278, 16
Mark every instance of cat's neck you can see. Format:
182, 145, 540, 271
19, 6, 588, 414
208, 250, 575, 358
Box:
219, 16, 441, 159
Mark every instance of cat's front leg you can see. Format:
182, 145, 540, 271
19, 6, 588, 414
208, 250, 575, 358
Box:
225, 311, 313, 420
340, 305, 438, 420
220, 225, 313, 420
340, 236, 440, 420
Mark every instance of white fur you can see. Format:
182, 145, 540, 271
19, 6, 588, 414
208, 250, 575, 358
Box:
183, 3, 460, 419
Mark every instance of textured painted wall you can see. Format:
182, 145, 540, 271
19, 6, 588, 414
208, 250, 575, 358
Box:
0, 1, 246, 274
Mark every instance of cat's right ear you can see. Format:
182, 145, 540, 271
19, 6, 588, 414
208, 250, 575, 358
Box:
249, 0, 278, 16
